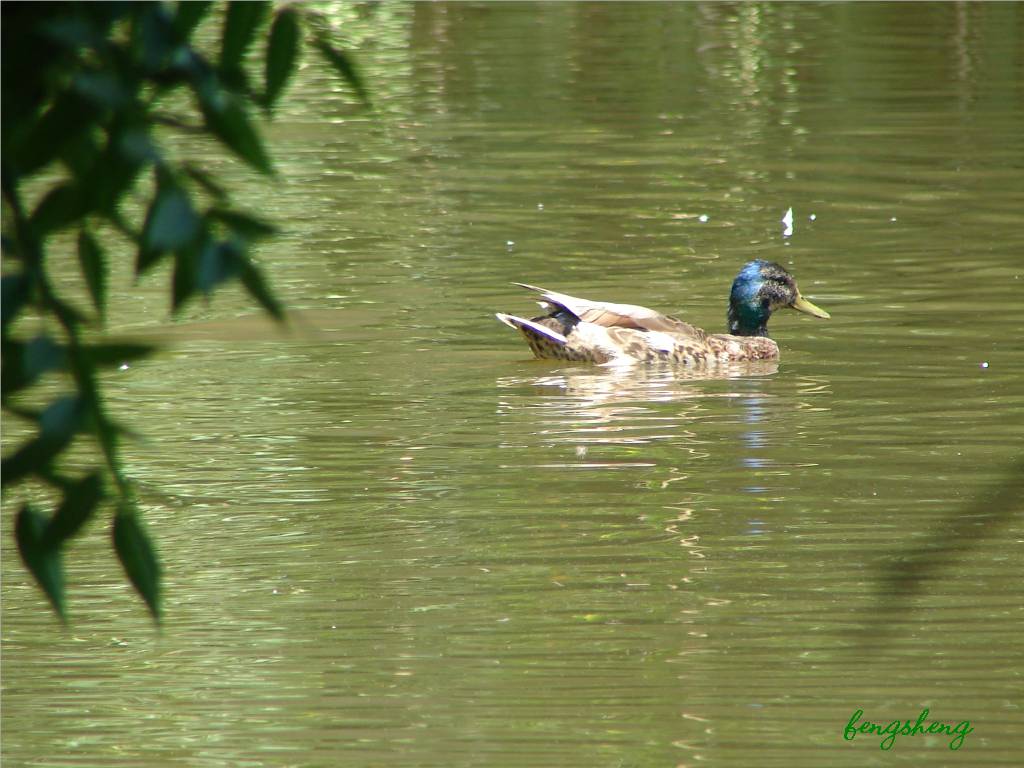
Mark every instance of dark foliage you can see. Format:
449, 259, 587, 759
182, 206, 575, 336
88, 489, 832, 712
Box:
2, 1, 368, 622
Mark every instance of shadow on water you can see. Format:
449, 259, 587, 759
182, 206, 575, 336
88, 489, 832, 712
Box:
861, 457, 1024, 646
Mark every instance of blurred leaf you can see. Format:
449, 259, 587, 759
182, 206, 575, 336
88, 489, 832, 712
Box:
133, 4, 176, 73
314, 39, 370, 106
146, 183, 200, 251
0, 396, 86, 482
116, 126, 160, 167
861, 459, 1024, 647
2, 336, 67, 394
25, 335, 66, 377
138, 176, 200, 273
29, 184, 87, 238
45, 473, 104, 546
60, 128, 103, 182
236, 251, 283, 320
48, 295, 88, 332
264, 7, 300, 108
184, 163, 228, 200
91, 127, 154, 214
172, 247, 199, 312
2, 273, 31, 331
16, 505, 66, 621
193, 237, 282, 317
40, 394, 87, 440
40, 13, 104, 50
2, 402, 43, 424
198, 89, 272, 174
82, 342, 156, 368
113, 505, 161, 621
91, 405, 121, 484
173, 1, 212, 39
9, 92, 97, 178
108, 418, 145, 445
210, 207, 278, 240
197, 238, 240, 294
220, 1, 269, 77
72, 70, 130, 109
77, 229, 107, 319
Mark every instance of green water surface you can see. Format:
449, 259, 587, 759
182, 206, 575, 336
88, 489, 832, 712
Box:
3, 3, 1022, 767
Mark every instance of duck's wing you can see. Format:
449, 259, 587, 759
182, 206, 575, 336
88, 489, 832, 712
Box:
513, 283, 707, 339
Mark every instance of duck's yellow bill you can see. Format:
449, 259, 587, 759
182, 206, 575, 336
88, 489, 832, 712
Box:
791, 294, 831, 319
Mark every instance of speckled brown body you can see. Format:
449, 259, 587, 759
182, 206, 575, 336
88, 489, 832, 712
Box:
517, 316, 779, 365
519, 317, 591, 361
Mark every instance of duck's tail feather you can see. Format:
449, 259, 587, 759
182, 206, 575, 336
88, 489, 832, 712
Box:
510, 283, 583, 320
495, 313, 568, 345
511, 282, 549, 294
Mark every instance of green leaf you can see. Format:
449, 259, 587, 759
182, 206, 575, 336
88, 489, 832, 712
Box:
72, 71, 130, 109
2, 336, 67, 398
197, 238, 240, 294
210, 207, 278, 240
198, 90, 273, 174
138, 176, 201, 273
314, 39, 370, 106
1, 336, 68, 397
113, 505, 161, 621
174, 1, 213, 39
60, 127, 103, 182
184, 163, 228, 200
0, 395, 86, 482
172, 247, 199, 312
221, 1, 269, 74
40, 14, 104, 50
39, 394, 87, 440
2, 273, 31, 331
78, 229, 107, 319
10, 92, 97, 178
82, 130, 153, 217
146, 185, 200, 251
45, 473, 104, 546
82, 342, 156, 368
133, 4, 176, 73
25, 335, 66, 376
16, 504, 66, 621
91, 407, 121, 484
264, 8, 300, 108
197, 238, 282, 318
116, 127, 160, 167
236, 251, 284, 320
29, 184, 87, 239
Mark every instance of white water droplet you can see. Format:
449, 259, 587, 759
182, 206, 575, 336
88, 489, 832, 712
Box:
781, 207, 794, 237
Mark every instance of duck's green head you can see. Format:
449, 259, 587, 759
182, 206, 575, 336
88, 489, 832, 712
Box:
727, 260, 830, 337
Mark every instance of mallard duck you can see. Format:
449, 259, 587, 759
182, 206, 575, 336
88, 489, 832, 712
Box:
495, 260, 829, 365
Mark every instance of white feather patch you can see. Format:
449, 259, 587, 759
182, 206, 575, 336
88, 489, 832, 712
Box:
573, 323, 617, 354
644, 331, 678, 353
495, 313, 567, 344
